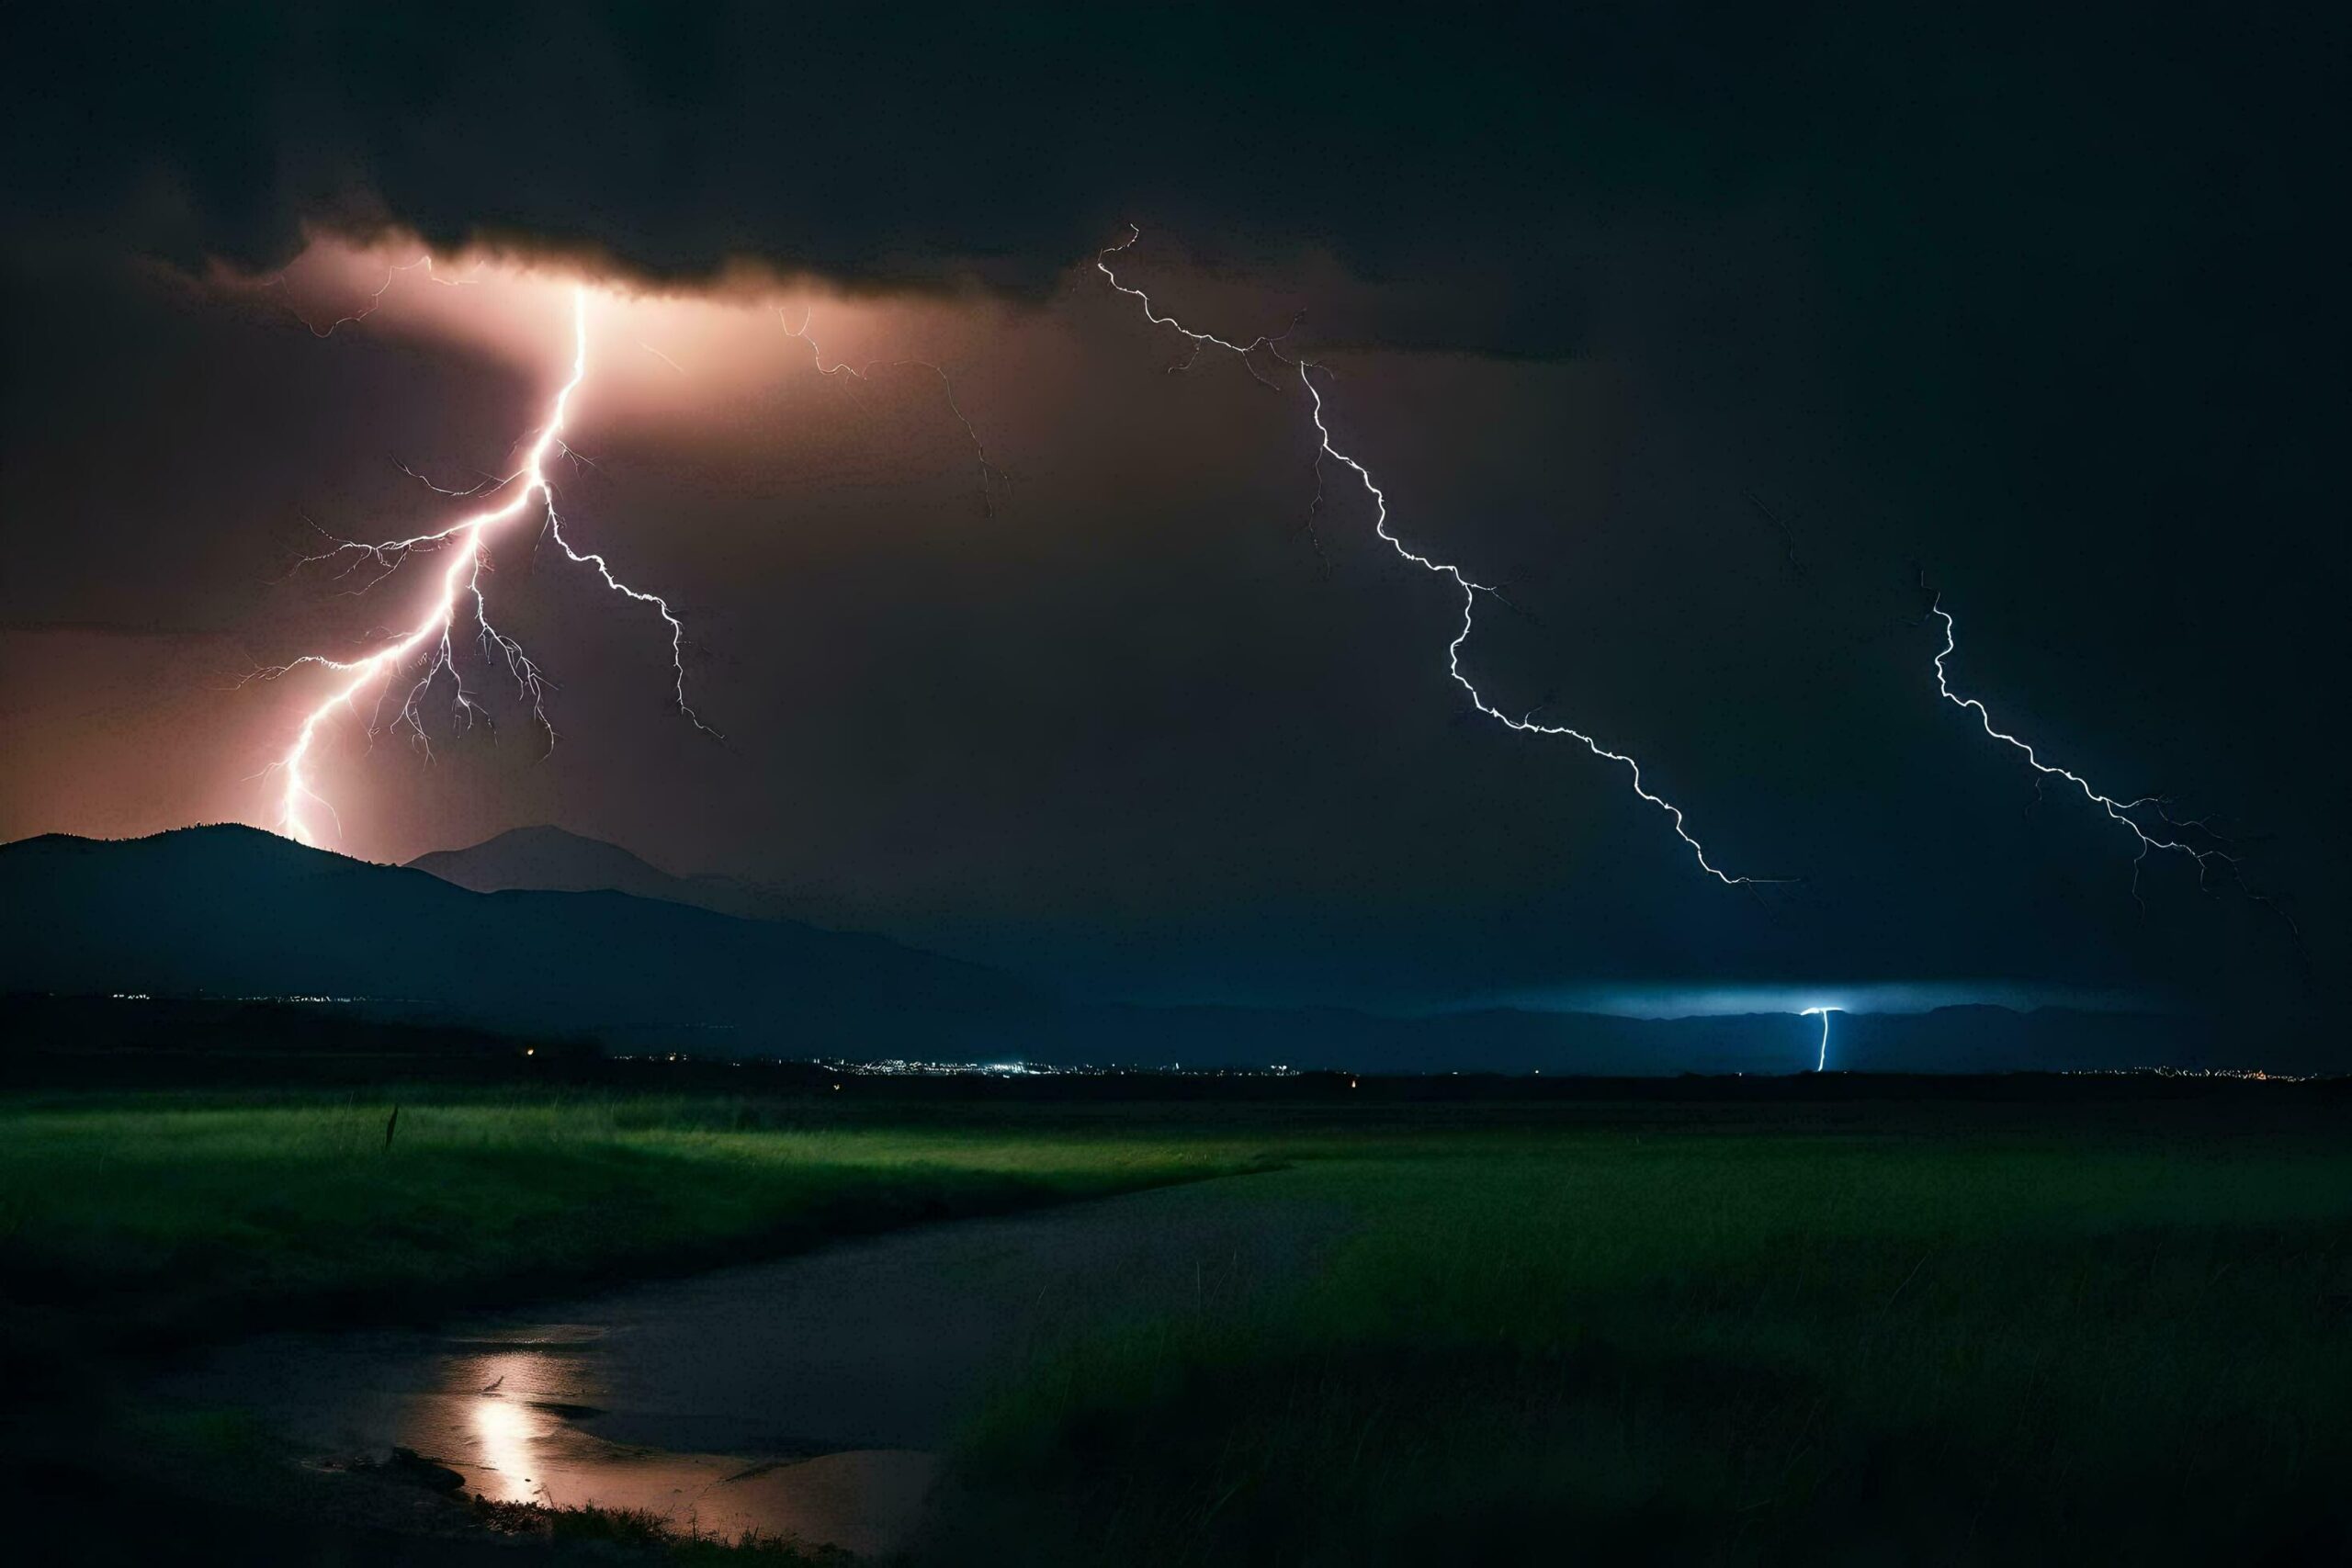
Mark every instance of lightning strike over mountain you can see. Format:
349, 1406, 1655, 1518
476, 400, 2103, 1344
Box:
782, 309, 1010, 515
262, 282, 707, 847
1096, 228, 1781, 886
1928, 594, 2290, 931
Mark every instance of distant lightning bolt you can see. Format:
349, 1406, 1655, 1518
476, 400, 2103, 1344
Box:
782, 309, 1010, 515
1097, 227, 1782, 886
1802, 1006, 1834, 1071
260, 283, 709, 847
1928, 593, 2293, 932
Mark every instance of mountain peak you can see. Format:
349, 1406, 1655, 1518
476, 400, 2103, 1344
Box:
404, 825, 823, 930
408, 826, 675, 890
426, 824, 651, 858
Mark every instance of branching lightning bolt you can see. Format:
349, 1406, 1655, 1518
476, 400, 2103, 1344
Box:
259, 283, 710, 847
270, 254, 474, 338
1097, 227, 1782, 886
782, 309, 1010, 515
1928, 593, 2295, 933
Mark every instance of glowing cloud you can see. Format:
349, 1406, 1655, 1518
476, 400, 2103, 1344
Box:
244, 230, 1783, 875
782, 309, 1011, 516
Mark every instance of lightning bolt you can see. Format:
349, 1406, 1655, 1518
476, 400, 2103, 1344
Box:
260, 283, 709, 847
782, 309, 1010, 515
1802, 1006, 1834, 1072
1097, 228, 1783, 886
271, 254, 474, 338
1928, 594, 2293, 932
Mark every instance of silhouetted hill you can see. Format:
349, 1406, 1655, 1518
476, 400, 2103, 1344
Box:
406, 826, 821, 924
0, 827, 1043, 1054
408, 825, 680, 899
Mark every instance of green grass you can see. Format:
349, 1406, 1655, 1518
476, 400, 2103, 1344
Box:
0, 1090, 1277, 1357
943, 1122, 2352, 1566
6, 1089, 2347, 1562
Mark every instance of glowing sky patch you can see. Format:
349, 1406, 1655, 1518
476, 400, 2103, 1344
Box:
1504, 981, 2154, 1020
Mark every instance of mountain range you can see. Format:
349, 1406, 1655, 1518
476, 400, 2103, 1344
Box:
0, 826, 1040, 1055
406, 826, 831, 925
0, 824, 2288, 1074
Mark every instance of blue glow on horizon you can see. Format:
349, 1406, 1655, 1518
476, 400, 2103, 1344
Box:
1499, 980, 2151, 1021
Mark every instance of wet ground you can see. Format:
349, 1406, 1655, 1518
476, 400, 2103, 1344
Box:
149, 1173, 1340, 1555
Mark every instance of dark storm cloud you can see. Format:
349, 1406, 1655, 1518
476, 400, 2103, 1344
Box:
12, 3, 1810, 312
4, 2, 2345, 1030
15, 4, 2321, 352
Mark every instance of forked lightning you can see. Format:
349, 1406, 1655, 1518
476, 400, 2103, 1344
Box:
260, 285, 707, 845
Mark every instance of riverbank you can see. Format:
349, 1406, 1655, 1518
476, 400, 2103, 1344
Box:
6, 1086, 2348, 1563
1, 1089, 1295, 1563
139, 1175, 1345, 1558
0, 1091, 1283, 1364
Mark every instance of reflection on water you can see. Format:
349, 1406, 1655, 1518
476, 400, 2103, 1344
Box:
444, 1336, 603, 1506
441, 1368, 934, 1551
261, 1323, 939, 1551
466, 1367, 545, 1504
151, 1179, 1337, 1556
215, 1317, 945, 1551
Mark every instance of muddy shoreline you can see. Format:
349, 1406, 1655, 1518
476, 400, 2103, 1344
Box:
123, 1177, 1341, 1558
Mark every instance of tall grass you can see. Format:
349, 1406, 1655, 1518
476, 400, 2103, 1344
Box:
0, 1091, 1275, 1354
945, 1127, 2352, 1565
9, 1091, 2346, 1561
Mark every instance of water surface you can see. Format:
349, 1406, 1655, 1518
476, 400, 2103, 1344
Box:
154, 1175, 1336, 1553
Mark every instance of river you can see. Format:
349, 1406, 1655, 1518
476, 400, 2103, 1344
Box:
149, 1173, 1339, 1556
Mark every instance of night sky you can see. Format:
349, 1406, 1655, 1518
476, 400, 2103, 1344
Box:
2, 5, 2343, 1027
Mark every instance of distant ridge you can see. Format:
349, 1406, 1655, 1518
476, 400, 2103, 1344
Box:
409, 825, 825, 925
0, 825, 1042, 1055
0, 827, 2283, 1075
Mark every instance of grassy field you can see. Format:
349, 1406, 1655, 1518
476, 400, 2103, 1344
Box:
941, 1111, 2352, 1566
0, 1090, 1277, 1359
3, 1088, 2347, 1563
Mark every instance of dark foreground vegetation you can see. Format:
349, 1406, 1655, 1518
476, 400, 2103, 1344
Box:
941, 1106, 2352, 1566
1, 1062, 2346, 1564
